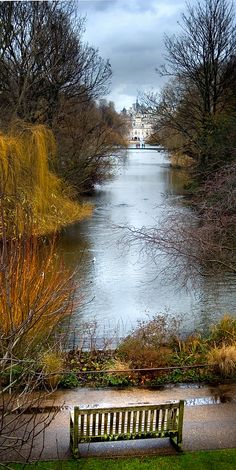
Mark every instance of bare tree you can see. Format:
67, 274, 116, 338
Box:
148, 0, 236, 174
0, 1, 111, 125
54, 99, 129, 194
162, 0, 236, 116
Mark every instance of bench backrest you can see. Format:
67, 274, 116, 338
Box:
73, 401, 184, 441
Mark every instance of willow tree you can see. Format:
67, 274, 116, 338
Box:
0, 121, 88, 459
0, 122, 92, 236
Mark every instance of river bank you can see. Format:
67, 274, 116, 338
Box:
50, 313, 236, 389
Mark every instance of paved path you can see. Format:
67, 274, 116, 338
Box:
2, 383, 236, 461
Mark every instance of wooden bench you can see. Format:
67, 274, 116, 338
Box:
70, 400, 184, 457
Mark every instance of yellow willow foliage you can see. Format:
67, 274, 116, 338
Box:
0, 237, 75, 355
0, 122, 92, 235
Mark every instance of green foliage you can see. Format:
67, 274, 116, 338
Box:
55, 315, 236, 388
59, 372, 80, 389
102, 358, 133, 387
103, 374, 131, 387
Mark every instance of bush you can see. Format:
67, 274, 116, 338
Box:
59, 372, 80, 388
103, 359, 133, 387
209, 315, 236, 347
207, 344, 236, 377
41, 351, 64, 389
118, 337, 172, 369
117, 314, 179, 368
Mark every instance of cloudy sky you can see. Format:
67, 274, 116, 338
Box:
77, 0, 189, 111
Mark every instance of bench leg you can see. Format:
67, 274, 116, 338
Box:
70, 437, 81, 458
170, 435, 183, 452
73, 446, 81, 458
70, 415, 81, 458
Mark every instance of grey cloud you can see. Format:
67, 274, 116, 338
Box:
77, 0, 196, 109
78, 0, 119, 13
79, 0, 161, 14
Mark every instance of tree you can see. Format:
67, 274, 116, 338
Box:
0, 122, 92, 236
0, 228, 76, 460
54, 99, 129, 194
163, 0, 236, 114
0, 1, 111, 125
155, 0, 236, 174
0, 1, 126, 195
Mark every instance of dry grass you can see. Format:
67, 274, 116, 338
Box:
170, 152, 195, 168
207, 344, 236, 376
41, 350, 65, 389
104, 358, 131, 375
209, 314, 236, 346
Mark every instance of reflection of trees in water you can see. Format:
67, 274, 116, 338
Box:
123, 162, 236, 291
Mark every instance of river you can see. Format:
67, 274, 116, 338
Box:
58, 147, 235, 347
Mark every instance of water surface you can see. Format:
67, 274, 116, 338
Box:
58, 148, 235, 345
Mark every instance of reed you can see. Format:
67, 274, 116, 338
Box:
207, 344, 236, 376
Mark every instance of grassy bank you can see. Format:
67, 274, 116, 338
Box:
9, 449, 236, 469
2, 313, 235, 391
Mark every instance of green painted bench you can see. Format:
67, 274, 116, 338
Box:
70, 400, 184, 457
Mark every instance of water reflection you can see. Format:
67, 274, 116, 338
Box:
57, 148, 235, 344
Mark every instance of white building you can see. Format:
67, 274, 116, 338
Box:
125, 102, 154, 142
130, 112, 153, 142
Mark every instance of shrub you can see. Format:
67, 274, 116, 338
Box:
0, 236, 76, 357
117, 314, 179, 368
118, 337, 172, 369
207, 344, 236, 377
209, 315, 236, 346
60, 372, 80, 388
103, 359, 133, 386
41, 351, 64, 389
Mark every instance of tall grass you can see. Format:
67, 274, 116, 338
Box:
207, 345, 236, 376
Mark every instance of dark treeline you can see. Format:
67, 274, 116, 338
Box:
0, 0, 128, 195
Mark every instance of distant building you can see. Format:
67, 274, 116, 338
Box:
125, 100, 154, 142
